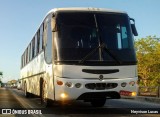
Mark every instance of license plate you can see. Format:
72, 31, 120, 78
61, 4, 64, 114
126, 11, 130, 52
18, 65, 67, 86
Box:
119, 90, 132, 96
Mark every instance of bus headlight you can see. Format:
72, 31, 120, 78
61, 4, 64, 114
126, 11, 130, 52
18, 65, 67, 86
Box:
65, 82, 72, 88
60, 93, 68, 98
75, 83, 82, 88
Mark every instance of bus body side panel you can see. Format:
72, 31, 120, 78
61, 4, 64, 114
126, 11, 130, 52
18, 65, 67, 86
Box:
44, 63, 55, 101
21, 52, 45, 96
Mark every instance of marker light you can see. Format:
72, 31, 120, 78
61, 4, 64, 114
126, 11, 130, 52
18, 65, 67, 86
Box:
121, 82, 127, 87
75, 83, 82, 88
57, 80, 63, 85
65, 82, 72, 88
60, 93, 68, 98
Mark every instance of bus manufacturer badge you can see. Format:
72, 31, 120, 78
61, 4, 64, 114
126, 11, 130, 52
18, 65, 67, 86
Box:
99, 75, 104, 81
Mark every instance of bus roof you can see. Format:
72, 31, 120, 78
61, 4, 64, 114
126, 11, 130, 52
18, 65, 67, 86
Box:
46, 7, 127, 16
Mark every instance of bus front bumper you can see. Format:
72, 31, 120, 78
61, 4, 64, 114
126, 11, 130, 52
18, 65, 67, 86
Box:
54, 76, 138, 101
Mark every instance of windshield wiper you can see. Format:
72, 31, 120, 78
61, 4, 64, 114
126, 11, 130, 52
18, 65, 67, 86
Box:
79, 43, 121, 64
79, 44, 104, 64
102, 43, 121, 65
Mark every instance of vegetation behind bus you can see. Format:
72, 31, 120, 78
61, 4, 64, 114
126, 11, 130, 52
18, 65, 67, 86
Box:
135, 36, 160, 87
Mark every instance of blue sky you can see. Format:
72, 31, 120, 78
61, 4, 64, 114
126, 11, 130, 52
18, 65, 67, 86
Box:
0, 0, 160, 83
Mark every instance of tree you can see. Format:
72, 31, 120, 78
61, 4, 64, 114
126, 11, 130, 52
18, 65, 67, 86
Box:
0, 71, 2, 86
135, 36, 160, 86
0, 71, 2, 76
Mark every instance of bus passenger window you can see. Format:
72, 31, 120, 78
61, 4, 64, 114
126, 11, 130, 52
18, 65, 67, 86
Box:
28, 44, 31, 61
44, 21, 52, 64
27, 46, 30, 63
39, 24, 44, 52
29, 43, 32, 61
35, 34, 37, 56
32, 38, 35, 58
26, 48, 28, 64
37, 30, 40, 54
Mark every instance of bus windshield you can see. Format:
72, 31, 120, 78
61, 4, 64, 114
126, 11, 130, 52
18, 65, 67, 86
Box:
55, 12, 137, 65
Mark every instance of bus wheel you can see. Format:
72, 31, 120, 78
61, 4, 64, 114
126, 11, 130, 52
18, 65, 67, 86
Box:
90, 99, 106, 107
24, 83, 30, 98
41, 81, 50, 107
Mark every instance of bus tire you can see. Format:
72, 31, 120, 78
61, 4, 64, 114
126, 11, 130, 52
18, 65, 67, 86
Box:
91, 99, 106, 107
24, 83, 30, 98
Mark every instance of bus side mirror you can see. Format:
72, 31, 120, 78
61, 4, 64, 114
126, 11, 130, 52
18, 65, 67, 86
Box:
131, 24, 138, 36
130, 18, 138, 36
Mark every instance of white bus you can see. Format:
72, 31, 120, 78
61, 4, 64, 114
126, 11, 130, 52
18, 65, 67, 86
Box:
21, 8, 138, 107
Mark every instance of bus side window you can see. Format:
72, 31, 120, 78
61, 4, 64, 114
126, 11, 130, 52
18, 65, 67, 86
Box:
22, 54, 24, 68
21, 55, 23, 68
39, 24, 44, 52
27, 44, 30, 62
34, 34, 37, 56
30, 43, 32, 61
24, 52, 26, 66
44, 20, 52, 64
32, 37, 35, 59
37, 29, 40, 54
27, 49, 28, 63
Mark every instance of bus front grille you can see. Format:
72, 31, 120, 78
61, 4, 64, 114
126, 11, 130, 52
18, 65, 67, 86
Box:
85, 83, 118, 90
